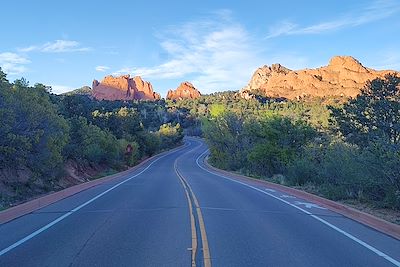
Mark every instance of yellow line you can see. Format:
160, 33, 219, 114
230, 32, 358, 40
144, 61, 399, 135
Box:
184, 179, 212, 267
174, 159, 212, 267
175, 160, 197, 267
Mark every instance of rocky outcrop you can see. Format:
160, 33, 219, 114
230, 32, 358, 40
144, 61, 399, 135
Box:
241, 56, 399, 99
92, 75, 160, 101
166, 81, 201, 100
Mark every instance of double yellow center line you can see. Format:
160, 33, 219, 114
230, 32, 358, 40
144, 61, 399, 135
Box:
174, 159, 211, 267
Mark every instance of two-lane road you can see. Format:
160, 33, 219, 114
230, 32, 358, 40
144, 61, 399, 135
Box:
0, 138, 399, 266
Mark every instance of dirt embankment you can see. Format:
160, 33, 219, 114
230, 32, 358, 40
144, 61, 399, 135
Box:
0, 161, 117, 210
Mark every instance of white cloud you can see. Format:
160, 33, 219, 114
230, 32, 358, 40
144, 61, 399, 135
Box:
95, 65, 110, 72
0, 52, 30, 64
266, 0, 400, 38
50, 84, 72, 94
0, 52, 30, 75
18, 40, 91, 53
114, 12, 264, 93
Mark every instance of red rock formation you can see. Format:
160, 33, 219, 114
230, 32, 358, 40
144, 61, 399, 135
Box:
166, 82, 201, 100
92, 75, 160, 101
241, 56, 399, 99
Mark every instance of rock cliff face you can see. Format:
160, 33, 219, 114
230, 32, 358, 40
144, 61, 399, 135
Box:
166, 81, 201, 100
92, 75, 160, 101
240, 56, 398, 99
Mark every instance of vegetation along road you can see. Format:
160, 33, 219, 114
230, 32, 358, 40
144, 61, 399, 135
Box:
0, 138, 399, 266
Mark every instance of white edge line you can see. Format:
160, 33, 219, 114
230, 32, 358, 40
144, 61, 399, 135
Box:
195, 149, 400, 267
0, 143, 189, 257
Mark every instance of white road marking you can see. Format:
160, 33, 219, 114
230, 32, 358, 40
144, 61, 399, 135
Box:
294, 201, 327, 209
195, 149, 400, 267
0, 143, 189, 257
280, 194, 296, 199
264, 188, 276, 192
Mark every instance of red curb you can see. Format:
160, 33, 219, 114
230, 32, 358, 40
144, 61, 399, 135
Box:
0, 144, 184, 225
204, 158, 400, 240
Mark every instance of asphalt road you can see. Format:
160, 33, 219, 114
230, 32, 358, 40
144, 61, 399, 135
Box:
0, 138, 399, 266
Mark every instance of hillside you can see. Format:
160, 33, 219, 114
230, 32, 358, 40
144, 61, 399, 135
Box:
62, 86, 92, 96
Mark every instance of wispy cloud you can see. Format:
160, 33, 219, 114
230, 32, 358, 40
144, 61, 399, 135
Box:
266, 0, 400, 38
113, 11, 263, 93
0, 52, 30, 75
18, 40, 91, 53
95, 65, 110, 72
373, 50, 400, 69
42, 40, 90, 53
18, 46, 38, 52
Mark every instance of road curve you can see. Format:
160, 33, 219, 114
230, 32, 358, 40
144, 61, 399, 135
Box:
0, 138, 399, 266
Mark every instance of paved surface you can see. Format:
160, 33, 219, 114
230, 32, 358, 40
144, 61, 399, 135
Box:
0, 138, 399, 266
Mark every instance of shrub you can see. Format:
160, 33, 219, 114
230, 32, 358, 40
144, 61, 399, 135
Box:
286, 153, 319, 186
118, 139, 140, 166
135, 131, 161, 157
64, 116, 120, 165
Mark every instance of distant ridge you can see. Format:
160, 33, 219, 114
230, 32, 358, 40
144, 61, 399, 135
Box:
62, 86, 92, 96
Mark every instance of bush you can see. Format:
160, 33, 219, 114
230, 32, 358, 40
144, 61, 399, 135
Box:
286, 139, 400, 209
287, 141, 369, 198
135, 131, 161, 157
361, 139, 400, 208
64, 116, 120, 165
286, 154, 319, 186
118, 139, 140, 166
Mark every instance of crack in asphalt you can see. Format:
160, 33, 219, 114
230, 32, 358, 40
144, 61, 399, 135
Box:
68, 210, 115, 267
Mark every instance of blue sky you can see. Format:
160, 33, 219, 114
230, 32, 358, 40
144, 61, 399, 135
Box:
1, 0, 400, 96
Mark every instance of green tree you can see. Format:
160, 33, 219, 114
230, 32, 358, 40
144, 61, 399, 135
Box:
136, 131, 161, 157
64, 116, 120, 165
158, 123, 183, 149
209, 103, 226, 118
247, 116, 316, 177
203, 112, 249, 170
0, 73, 69, 178
330, 74, 400, 145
